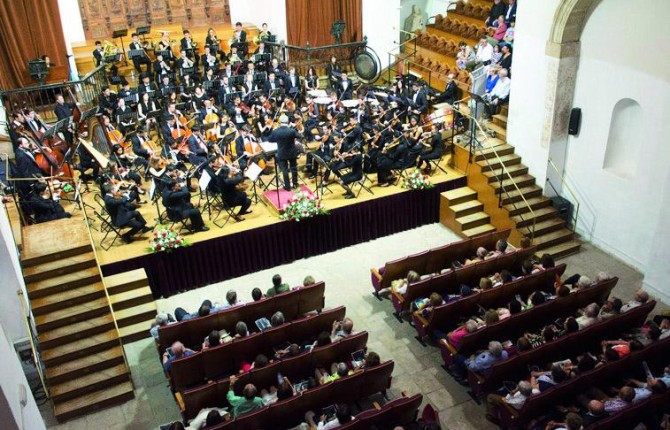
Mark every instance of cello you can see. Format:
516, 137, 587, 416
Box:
66, 87, 86, 134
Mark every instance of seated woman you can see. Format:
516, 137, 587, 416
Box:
448, 319, 480, 349
315, 362, 349, 385
412, 292, 445, 318
530, 363, 570, 392
389, 270, 421, 296
456, 41, 476, 70
260, 376, 295, 405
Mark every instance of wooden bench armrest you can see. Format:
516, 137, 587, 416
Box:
175, 391, 185, 412
370, 267, 383, 282
373, 401, 382, 410
413, 311, 429, 327
500, 398, 519, 418
439, 337, 457, 355
391, 290, 405, 304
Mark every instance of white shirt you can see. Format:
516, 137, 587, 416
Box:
477, 43, 494, 62
490, 77, 511, 100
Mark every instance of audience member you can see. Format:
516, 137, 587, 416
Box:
485, 380, 537, 424
482, 68, 511, 119
450, 341, 508, 383
621, 289, 649, 312
305, 403, 353, 430
271, 311, 285, 327
226, 375, 264, 418
331, 317, 355, 340
162, 341, 195, 372
576, 303, 600, 329
150, 313, 175, 340
267, 274, 290, 297
251, 287, 263, 301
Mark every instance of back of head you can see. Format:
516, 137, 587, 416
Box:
342, 318, 354, 334
564, 317, 579, 333
198, 304, 211, 318
336, 362, 348, 376
557, 285, 570, 297
585, 303, 600, 318
252, 287, 263, 301
317, 331, 331, 346
243, 383, 258, 400
407, 270, 420, 283
518, 380, 532, 396
540, 253, 555, 268
530, 291, 545, 306
476, 247, 488, 259
479, 277, 493, 291
551, 363, 567, 383
335, 403, 351, 423
208, 330, 221, 347
465, 319, 478, 333
226, 289, 237, 305
169, 422, 186, 430
588, 400, 604, 416
254, 354, 268, 368
365, 351, 380, 367
620, 386, 635, 402
565, 412, 583, 430
156, 313, 169, 326
484, 309, 499, 325
303, 275, 315, 286
516, 336, 531, 352
429, 293, 443, 307
636, 289, 649, 303
205, 409, 223, 426
522, 259, 534, 275
271, 311, 285, 326
500, 270, 513, 283
272, 274, 282, 287
496, 239, 508, 252
488, 340, 503, 357
509, 299, 522, 314
172, 341, 185, 358
576, 276, 591, 289
235, 321, 248, 337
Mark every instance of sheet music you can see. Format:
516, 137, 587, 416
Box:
259, 141, 278, 154
199, 169, 212, 192
245, 162, 263, 182
149, 179, 156, 201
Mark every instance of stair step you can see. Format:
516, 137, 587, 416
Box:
114, 302, 157, 328
504, 196, 553, 216
532, 228, 575, 250
462, 224, 496, 238
512, 206, 559, 226
21, 244, 91, 268
475, 143, 514, 161
51, 363, 130, 402
493, 114, 508, 128
34, 297, 110, 332
27, 266, 101, 300
491, 174, 537, 192
109, 286, 154, 311
478, 153, 521, 171
483, 163, 529, 182
457, 211, 490, 231
450, 200, 484, 217
39, 314, 115, 349
31, 282, 106, 316
443, 187, 477, 205
53, 380, 134, 422
45, 346, 125, 385
41, 329, 120, 367
500, 185, 543, 205
526, 217, 565, 237
23, 251, 97, 284
540, 239, 582, 259
104, 268, 149, 295
118, 321, 153, 344
485, 122, 507, 140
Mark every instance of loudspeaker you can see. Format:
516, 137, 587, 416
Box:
568, 107, 581, 136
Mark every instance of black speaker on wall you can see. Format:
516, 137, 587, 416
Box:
568, 107, 581, 136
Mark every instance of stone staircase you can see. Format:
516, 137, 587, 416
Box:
20, 219, 134, 422
440, 187, 496, 238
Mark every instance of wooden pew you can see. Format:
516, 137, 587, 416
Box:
395, 246, 537, 317
588, 389, 670, 430
439, 277, 619, 366
180, 331, 369, 421
412, 264, 566, 340
170, 306, 346, 392
498, 318, 668, 429
158, 281, 326, 350
337, 393, 424, 430
370, 229, 511, 294
467, 300, 657, 398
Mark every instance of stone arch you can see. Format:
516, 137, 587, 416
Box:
549, 0, 602, 46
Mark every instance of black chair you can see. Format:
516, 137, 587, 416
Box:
93, 193, 129, 250
350, 154, 374, 197
165, 205, 195, 234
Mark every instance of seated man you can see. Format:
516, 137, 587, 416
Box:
215, 165, 252, 221
331, 317, 355, 340
102, 183, 151, 243
27, 182, 71, 223
450, 340, 509, 383
621, 289, 649, 312
482, 68, 511, 120
226, 375, 264, 418
149, 312, 175, 341
266, 274, 290, 297
485, 380, 538, 424
162, 341, 195, 373
162, 180, 209, 232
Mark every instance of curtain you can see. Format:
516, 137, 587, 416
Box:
0, 0, 68, 90
285, 0, 362, 48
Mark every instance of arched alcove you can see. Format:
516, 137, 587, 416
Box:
602, 98, 643, 179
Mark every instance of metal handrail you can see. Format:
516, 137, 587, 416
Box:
0, 65, 106, 97
451, 103, 537, 241
547, 158, 581, 230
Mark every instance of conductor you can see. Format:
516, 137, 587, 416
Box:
268, 115, 303, 191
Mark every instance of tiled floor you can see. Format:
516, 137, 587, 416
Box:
41, 223, 666, 429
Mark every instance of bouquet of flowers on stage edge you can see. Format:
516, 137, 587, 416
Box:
149, 225, 190, 253
400, 169, 434, 190
280, 191, 329, 222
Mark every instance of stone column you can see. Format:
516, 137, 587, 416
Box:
541, 41, 580, 197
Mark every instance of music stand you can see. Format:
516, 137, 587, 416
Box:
136, 25, 151, 41
44, 117, 73, 146
311, 153, 334, 198
112, 29, 129, 66
269, 88, 285, 100
160, 85, 175, 98
244, 162, 266, 206
254, 72, 267, 84
223, 92, 243, 105
80, 106, 99, 125
122, 90, 139, 106
467, 92, 487, 150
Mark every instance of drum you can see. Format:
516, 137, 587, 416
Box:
314, 97, 331, 118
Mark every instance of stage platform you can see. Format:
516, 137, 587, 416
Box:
83, 163, 465, 297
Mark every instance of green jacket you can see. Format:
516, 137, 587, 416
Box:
226, 389, 264, 418
266, 283, 290, 297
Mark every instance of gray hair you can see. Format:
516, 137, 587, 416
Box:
518, 380, 533, 396
156, 313, 169, 326
465, 320, 478, 333
488, 341, 504, 357
584, 303, 600, 318
271, 311, 285, 326
594, 272, 610, 283
576, 276, 592, 289
476, 247, 488, 259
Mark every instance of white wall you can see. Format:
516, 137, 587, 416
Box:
0, 209, 29, 343
229, 0, 287, 44
363, 0, 401, 71
563, 0, 670, 302
505, 0, 561, 186
0, 323, 46, 430
57, 0, 85, 79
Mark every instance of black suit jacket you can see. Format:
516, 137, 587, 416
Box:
162, 188, 194, 218
409, 90, 428, 114
138, 82, 157, 95
16, 149, 42, 178
284, 74, 301, 94
54, 103, 74, 121
217, 172, 244, 203
268, 126, 302, 160
337, 79, 353, 100
442, 81, 458, 105
93, 48, 103, 66
264, 79, 280, 94
504, 3, 517, 23
104, 194, 137, 227
488, 2, 507, 24
131, 135, 150, 158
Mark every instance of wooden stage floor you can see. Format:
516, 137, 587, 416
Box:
78, 158, 464, 269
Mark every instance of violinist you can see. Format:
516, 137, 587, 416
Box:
130, 127, 154, 166
109, 148, 146, 192
148, 155, 169, 192
162, 179, 208, 232
186, 125, 209, 169
377, 129, 410, 187
233, 126, 249, 171
305, 124, 335, 179
180, 30, 200, 70
215, 165, 251, 221
102, 182, 150, 244
405, 115, 425, 162
27, 182, 71, 223
327, 92, 344, 116
417, 123, 445, 173
54, 93, 77, 121
99, 86, 117, 116
304, 98, 319, 137
129, 33, 151, 73
115, 98, 134, 134
228, 96, 248, 127
137, 92, 159, 125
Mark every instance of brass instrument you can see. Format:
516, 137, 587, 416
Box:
102, 40, 118, 56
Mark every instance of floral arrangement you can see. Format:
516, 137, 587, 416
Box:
149, 225, 189, 253
400, 169, 434, 190
280, 191, 328, 222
